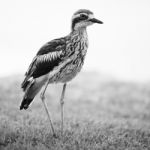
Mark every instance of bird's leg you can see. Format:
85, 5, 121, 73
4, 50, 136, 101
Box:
60, 83, 67, 137
40, 80, 56, 137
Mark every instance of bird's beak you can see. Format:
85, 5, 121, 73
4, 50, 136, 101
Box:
89, 18, 103, 24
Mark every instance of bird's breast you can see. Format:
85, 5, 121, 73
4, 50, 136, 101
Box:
57, 37, 88, 83
71, 31, 88, 56
48, 30, 89, 83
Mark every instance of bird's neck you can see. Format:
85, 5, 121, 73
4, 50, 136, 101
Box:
71, 27, 88, 43
71, 27, 87, 36
69, 27, 88, 55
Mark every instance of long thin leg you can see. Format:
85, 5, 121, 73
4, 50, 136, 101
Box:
40, 80, 56, 137
60, 83, 67, 137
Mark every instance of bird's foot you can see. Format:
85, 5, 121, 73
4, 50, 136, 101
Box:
52, 133, 58, 138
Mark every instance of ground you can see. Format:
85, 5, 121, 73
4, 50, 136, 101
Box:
0, 72, 150, 150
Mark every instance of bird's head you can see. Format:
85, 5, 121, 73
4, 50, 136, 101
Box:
71, 9, 103, 31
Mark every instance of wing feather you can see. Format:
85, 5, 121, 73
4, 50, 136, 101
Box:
21, 38, 66, 90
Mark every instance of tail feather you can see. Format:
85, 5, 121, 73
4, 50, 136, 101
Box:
21, 80, 29, 91
20, 78, 35, 110
21, 76, 33, 91
20, 98, 33, 110
20, 74, 48, 110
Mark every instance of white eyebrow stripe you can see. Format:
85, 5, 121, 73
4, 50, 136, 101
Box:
72, 13, 94, 20
72, 13, 88, 20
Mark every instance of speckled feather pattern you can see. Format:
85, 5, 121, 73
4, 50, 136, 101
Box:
22, 29, 88, 88
20, 9, 97, 109
49, 29, 88, 83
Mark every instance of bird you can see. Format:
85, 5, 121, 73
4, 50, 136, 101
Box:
20, 9, 103, 137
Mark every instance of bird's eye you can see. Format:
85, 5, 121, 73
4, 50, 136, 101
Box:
80, 14, 88, 19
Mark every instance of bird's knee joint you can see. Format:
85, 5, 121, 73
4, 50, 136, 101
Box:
40, 93, 45, 101
60, 100, 64, 105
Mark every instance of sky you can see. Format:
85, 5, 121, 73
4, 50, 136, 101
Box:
0, 0, 150, 81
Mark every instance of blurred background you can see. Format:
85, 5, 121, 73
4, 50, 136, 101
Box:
0, 0, 150, 81
1, 0, 150, 149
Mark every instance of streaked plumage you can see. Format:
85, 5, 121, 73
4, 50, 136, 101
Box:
20, 9, 103, 136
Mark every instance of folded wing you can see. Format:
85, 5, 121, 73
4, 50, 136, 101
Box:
21, 38, 66, 91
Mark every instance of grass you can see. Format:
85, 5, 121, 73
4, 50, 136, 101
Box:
0, 72, 150, 149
